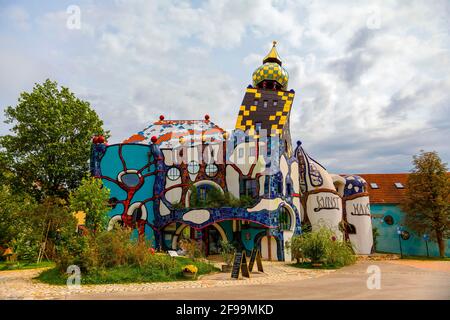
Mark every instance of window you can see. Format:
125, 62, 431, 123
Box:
249, 146, 256, 157
255, 122, 262, 134
370, 183, 379, 189
253, 99, 259, 106
120, 172, 140, 187
198, 185, 208, 201
347, 223, 357, 234
238, 148, 244, 158
394, 182, 404, 189
286, 183, 292, 196
277, 180, 283, 194
279, 207, 291, 231
401, 230, 410, 240
263, 100, 268, 108
131, 207, 143, 222
240, 178, 257, 198
384, 215, 394, 225
273, 100, 278, 107
187, 161, 200, 174
167, 167, 181, 181
205, 164, 218, 177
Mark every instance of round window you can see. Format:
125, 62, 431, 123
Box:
205, 164, 218, 177
384, 215, 394, 225
401, 230, 410, 240
167, 167, 181, 181
120, 172, 141, 187
187, 161, 200, 174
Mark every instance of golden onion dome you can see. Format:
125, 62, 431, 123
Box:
252, 41, 289, 90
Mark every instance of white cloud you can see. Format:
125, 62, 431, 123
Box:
0, 0, 449, 173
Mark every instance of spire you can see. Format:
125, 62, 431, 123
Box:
263, 41, 282, 65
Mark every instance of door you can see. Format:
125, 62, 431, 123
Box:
260, 236, 278, 260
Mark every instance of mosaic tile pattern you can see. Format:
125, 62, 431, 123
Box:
343, 175, 368, 197
123, 120, 225, 149
252, 62, 289, 90
235, 88, 295, 138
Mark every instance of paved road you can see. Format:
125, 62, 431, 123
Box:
69, 261, 450, 300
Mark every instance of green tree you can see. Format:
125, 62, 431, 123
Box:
69, 177, 111, 233
0, 185, 36, 252
402, 150, 450, 258
0, 79, 107, 200
0, 189, 77, 262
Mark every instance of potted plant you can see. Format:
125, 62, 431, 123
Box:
182, 265, 198, 279
219, 240, 235, 272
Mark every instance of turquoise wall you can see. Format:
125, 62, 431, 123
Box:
371, 204, 449, 257
100, 144, 157, 244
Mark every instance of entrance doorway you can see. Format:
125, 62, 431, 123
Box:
261, 236, 278, 261
203, 225, 221, 256
173, 223, 226, 257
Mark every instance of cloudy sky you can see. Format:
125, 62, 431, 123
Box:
0, 0, 449, 174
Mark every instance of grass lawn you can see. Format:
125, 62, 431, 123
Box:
290, 262, 345, 270
36, 256, 219, 285
0, 260, 55, 271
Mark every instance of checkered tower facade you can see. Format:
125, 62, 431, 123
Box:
235, 87, 295, 139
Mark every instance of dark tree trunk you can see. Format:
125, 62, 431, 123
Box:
436, 230, 446, 258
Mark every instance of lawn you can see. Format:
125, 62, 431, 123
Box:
36, 256, 219, 285
0, 260, 55, 271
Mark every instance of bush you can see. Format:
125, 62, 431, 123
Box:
69, 177, 110, 233
179, 238, 204, 260
38, 228, 218, 285
218, 239, 235, 265
288, 227, 356, 267
188, 184, 255, 209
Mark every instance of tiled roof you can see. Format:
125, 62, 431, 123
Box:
357, 172, 450, 204
123, 119, 225, 149
355, 173, 410, 204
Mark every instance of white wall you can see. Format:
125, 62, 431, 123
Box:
345, 196, 373, 254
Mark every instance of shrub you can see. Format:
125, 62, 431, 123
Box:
179, 238, 204, 260
288, 227, 356, 267
69, 177, 110, 233
188, 184, 256, 209
218, 239, 235, 265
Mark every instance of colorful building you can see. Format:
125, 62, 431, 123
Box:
90, 42, 374, 260
360, 173, 450, 257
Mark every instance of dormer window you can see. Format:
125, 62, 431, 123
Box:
394, 182, 404, 189
370, 183, 379, 189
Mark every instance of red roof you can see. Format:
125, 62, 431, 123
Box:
356, 173, 409, 204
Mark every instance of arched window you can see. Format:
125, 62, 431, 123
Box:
279, 207, 292, 231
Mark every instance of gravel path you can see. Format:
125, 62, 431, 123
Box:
0, 262, 333, 300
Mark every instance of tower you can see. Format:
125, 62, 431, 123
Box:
235, 41, 295, 157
